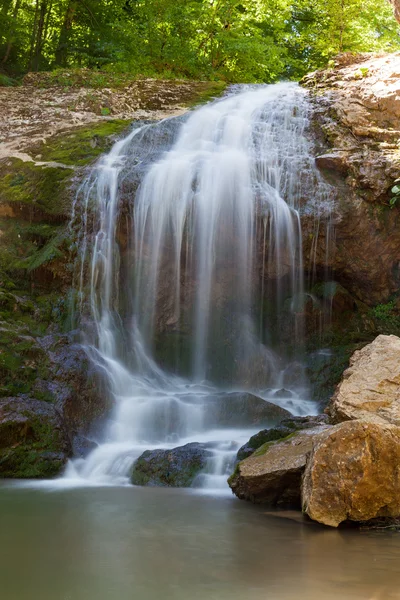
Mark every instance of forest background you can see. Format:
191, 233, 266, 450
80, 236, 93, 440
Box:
1, 0, 400, 85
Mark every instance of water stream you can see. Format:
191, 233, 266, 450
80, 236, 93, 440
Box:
67, 83, 332, 488
2, 485, 400, 600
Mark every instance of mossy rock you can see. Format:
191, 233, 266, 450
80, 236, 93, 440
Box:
0, 397, 72, 478
236, 415, 329, 461
31, 120, 131, 166
131, 443, 212, 487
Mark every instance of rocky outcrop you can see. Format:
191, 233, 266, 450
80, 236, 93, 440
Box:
131, 442, 212, 487
229, 423, 330, 507
0, 396, 72, 477
302, 421, 400, 527
0, 75, 225, 162
302, 53, 400, 306
230, 335, 400, 527
327, 334, 400, 425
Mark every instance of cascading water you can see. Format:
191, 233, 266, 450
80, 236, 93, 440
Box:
65, 82, 333, 489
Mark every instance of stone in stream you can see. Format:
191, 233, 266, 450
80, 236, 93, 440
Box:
131, 442, 212, 487
228, 423, 330, 507
273, 388, 293, 399
0, 397, 72, 478
302, 421, 400, 527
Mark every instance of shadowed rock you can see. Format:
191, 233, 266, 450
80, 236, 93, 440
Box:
229, 424, 330, 507
236, 415, 329, 460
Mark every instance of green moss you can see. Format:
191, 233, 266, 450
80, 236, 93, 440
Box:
0, 447, 64, 478
0, 159, 71, 216
0, 411, 67, 478
186, 81, 227, 108
252, 433, 297, 457
34, 120, 131, 166
227, 461, 240, 487
371, 299, 400, 335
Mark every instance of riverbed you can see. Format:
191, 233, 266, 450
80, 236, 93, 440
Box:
0, 484, 399, 600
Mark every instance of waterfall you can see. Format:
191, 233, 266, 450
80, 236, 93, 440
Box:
65, 83, 333, 488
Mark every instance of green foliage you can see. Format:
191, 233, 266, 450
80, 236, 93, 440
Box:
371, 299, 400, 334
390, 183, 400, 207
0, 73, 17, 86
0, 0, 399, 83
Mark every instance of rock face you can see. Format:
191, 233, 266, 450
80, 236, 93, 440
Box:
302, 53, 400, 306
302, 421, 400, 527
229, 424, 330, 507
328, 334, 400, 425
131, 443, 212, 487
0, 397, 72, 478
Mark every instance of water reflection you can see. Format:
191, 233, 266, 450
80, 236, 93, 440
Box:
0, 486, 399, 600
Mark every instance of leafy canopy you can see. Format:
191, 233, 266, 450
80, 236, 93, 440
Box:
0, 0, 399, 82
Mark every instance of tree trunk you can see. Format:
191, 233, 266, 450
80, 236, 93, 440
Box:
33, 0, 48, 71
389, 0, 400, 23
55, 0, 78, 67
1, 0, 22, 66
28, 0, 40, 70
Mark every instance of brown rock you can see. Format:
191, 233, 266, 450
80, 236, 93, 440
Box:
315, 153, 349, 174
302, 421, 400, 527
327, 334, 400, 425
302, 54, 400, 306
228, 425, 330, 507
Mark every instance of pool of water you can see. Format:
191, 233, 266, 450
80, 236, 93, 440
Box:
0, 484, 400, 600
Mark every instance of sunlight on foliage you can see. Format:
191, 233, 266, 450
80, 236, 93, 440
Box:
0, 0, 399, 82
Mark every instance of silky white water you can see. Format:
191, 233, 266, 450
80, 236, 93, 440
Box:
65, 83, 332, 489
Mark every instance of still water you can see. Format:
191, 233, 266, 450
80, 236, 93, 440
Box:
0, 485, 400, 600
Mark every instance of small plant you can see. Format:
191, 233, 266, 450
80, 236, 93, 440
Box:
354, 67, 369, 80
390, 182, 400, 208
100, 107, 111, 116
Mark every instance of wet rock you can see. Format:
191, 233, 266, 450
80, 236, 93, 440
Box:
0, 396, 72, 478
204, 392, 292, 428
302, 421, 400, 527
47, 335, 111, 443
273, 388, 293, 399
236, 415, 329, 460
327, 334, 400, 425
131, 442, 212, 487
228, 423, 330, 507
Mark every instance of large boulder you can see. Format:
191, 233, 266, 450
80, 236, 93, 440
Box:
302, 421, 400, 527
228, 423, 330, 507
131, 442, 212, 487
0, 396, 72, 478
327, 334, 400, 425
